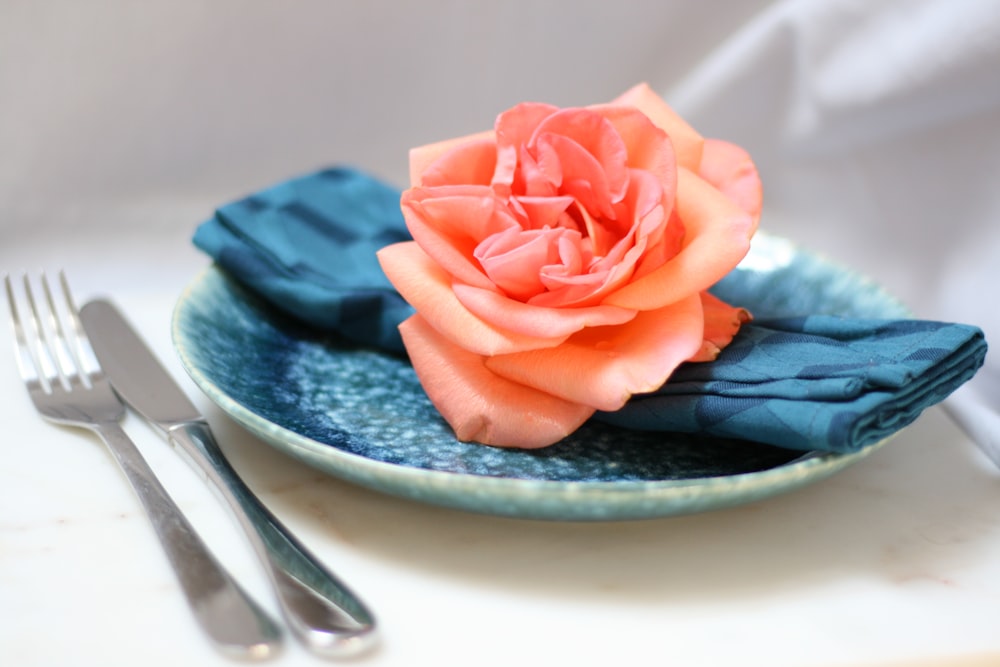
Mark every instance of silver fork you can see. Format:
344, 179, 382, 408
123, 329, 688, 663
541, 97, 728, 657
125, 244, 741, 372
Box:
4, 272, 283, 660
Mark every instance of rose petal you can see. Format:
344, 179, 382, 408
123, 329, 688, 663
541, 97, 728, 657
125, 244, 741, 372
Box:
559, 198, 616, 259
533, 132, 619, 220
632, 208, 685, 280
493, 102, 560, 194
485, 293, 704, 411
687, 291, 752, 362
591, 105, 677, 194
604, 165, 667, 241
530, 108, 629, 206
527, 168, 668, 308
514, 195, 575, 229
474, 226, 572, 301
514, 144, 560, 198
603, 167, 754, 311
400, 314, 595, 448
402, 186, 519, 291
699, 138, 763, 226
453, 282, 637, 338
378, 241, 565, 355
410, 130, 496, 187
609, 82, 704, 171
421, 136, 498, 188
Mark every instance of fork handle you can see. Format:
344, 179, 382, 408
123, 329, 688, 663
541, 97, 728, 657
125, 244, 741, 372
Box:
168, 422, 377, 658
92, 420, 283, 659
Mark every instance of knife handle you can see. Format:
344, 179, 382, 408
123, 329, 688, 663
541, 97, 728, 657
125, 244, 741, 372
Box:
167, 421, 378, 658
95, 422, 283, 659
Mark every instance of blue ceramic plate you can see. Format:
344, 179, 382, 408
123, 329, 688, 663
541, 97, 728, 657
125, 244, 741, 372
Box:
172, 233, 910, 521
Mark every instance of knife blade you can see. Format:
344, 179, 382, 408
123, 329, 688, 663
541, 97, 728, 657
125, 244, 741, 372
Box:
80, 298, 378, 658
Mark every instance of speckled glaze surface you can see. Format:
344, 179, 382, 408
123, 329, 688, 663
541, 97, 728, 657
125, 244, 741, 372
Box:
172, 234, 910, 521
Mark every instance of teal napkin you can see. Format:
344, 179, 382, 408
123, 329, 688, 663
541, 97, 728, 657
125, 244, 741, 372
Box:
193, 167, 414, 353
193, 167, 987, 453
594, 316, 986, 452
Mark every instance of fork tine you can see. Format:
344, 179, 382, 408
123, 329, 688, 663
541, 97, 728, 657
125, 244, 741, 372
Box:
4, 274, 43, 388
40, 272, 85, 388
40, 271, 99, 389
24, 274, 68, 393
22, 273, 69, 393
56, 271, 101, 380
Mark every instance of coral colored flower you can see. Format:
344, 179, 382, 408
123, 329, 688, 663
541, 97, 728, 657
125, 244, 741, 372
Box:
377, 83, 761, 448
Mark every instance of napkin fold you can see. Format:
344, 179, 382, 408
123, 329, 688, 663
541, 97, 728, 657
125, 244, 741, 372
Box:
193, 167, 414, 353
193, 167, 988, 453
594, 316, 986, 452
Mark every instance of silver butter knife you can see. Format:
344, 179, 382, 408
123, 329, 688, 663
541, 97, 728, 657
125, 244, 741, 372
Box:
80, 299, 378, 658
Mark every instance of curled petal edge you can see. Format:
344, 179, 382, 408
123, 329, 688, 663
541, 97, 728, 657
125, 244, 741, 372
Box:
377, 241, 567, 356
409, 129, 496, 187
485, 293, 705, 412
603, 167, 755, 311
699, 138, 763, 224
688, 291, 752, 362
453, 282, 637, 339
400, 314, 595, 449
608, 82, 704, 172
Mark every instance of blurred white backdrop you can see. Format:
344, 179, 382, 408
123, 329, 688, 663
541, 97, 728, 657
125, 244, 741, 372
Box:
2, 0, 998, 391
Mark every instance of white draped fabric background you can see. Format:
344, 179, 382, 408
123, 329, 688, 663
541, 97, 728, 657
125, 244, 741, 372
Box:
667, 0, 1000, 401
2, 0, 996, 396
2, 2, 999, 666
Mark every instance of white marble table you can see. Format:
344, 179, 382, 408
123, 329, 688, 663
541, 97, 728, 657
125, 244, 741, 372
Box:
1, 236, 999, 667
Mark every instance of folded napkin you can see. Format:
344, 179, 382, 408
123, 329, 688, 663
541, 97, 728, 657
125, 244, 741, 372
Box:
594, 316, 986, 452
193, 167, 988, 453
193, 167, 414, 353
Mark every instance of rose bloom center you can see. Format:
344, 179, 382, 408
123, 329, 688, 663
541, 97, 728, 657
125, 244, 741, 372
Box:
472, 112, 661, 308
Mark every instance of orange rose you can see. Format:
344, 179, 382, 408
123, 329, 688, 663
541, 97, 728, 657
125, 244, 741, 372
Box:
377, 83, 761, 448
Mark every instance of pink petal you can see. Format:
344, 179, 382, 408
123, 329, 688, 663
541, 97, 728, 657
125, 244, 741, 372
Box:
699, 138, 763, 226
377, 241, 565, 355
591, 105, 677, 195
603, 167, 754, 311
493, 102, 560, 193
631, 208, 685, 280
399, 314, 595, 448
420, 136, 498, 188
513, 144, 560, 198
533, 267, 613, 305
409, 130, 496, 187
527, 168, 668, 308
687, 291, 752, 362
533, 133, 618, 221
579, 166, 665, 272
485, 293, 705, 411
514, 195, 575, 229
611, 166, 667, 238
608, 82, 704, 171
474, 227, 570, 301
530, 108, 629, 204
401, 186, 518, 291
453, 282, 637, 338
564, 198, 609, 253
